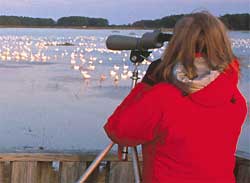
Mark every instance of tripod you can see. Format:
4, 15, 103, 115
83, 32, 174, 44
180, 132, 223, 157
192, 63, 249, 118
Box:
76, 50, 151, 183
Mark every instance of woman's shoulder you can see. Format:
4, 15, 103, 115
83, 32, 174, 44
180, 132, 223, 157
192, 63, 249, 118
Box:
153, 82, 176, 90
146, 82, 182, 99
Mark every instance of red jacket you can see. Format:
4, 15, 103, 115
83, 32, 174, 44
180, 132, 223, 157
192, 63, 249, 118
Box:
104, 60, 247, 183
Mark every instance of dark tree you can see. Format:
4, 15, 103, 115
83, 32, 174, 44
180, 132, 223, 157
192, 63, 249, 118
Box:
131, 13, 250, 30
0, 16, 55, 26
220, 14, 250, 30
57, 16, 109, 27
132, 14, 185, 28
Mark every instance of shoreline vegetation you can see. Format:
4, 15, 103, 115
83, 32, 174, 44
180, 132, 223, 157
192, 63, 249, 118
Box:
0, 13, 249, 30
0, 25, 172, 31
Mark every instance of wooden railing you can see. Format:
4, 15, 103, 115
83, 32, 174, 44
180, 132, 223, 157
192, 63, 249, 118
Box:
0, 152, 249, 183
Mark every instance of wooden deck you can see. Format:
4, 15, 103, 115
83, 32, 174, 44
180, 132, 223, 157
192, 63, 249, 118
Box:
0, 152, 248, 183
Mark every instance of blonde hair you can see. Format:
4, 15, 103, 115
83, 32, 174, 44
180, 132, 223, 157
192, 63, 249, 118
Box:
154, 11, 237, 82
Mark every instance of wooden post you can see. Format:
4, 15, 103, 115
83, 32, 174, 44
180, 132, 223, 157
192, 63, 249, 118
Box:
0, 162, 11, 183
107, 161, 134, 183
60, 161, 86, 183
37, 162, 59, 183
84, 161, 107, 183
11, 161, 38, 183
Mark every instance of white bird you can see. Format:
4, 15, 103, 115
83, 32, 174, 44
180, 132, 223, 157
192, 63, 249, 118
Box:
110, 70, 116, 77
114, 75, 119, 81
88, 65, 95, 71
71, 59, 76, 64
114, 65, 120, 71
127, 71, 133, 77
80, 58, 86, 64
73, 65, 80, 70
121, 73, 128, 80
81, 70, 88, 75
71, 53, 76, 59
123, 70, 128, 74
82, 72, 91, 79
123, 65, 129, 70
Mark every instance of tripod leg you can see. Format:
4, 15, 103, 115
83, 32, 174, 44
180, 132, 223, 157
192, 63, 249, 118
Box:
131, 146, 142, 183
121, 146, 129, 161
77, 62, 142, 183
76, 142, 114, 183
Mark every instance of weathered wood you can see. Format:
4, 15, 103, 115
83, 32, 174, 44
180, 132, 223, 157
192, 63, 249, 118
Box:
107, 161, 134, 183
85, 162, 107, 183
0, 153, 125, 162
11, 161, 38, 183
0, 153, 247, 183
0, 162, 11, 183
37, 162, 59, 183
60, 161, 86, 183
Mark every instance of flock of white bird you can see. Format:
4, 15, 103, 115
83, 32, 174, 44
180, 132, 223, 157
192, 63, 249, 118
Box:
0, 35, 160, 86
0, 35, 249, 86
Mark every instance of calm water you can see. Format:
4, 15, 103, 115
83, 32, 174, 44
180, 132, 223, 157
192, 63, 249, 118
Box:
0, 29, 249, 158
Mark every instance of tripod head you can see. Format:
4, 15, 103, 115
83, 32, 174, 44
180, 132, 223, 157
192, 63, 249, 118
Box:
130, 50, 151, 64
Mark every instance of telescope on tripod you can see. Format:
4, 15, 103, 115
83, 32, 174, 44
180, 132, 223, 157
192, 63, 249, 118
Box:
76, 30, 172, 183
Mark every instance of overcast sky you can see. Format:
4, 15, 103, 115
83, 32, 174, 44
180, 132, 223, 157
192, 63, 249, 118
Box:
0, 0, 249, 24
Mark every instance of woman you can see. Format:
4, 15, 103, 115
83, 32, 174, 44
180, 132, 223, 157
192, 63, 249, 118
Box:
104, 11, 247, 183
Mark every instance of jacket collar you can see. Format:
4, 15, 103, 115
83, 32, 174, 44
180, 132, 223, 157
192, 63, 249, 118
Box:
172, 58, 239, 107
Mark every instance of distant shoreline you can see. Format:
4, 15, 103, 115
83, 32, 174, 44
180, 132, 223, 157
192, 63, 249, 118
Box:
0, 25, 173, 32
0, 26, 248, 32
0, 14, 249, 31
0, 25, 155, 29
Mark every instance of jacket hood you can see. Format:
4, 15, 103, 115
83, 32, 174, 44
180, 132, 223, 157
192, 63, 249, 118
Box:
172, 58, 239, 107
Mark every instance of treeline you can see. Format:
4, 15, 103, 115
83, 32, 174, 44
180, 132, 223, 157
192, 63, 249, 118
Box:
0, 16, 109, 27
57, 16, 108, 27
0, 14, 249, 30
132, 13, 250, 30
132, 14, 185, 28
220, 14, 250, 30
0, 16, 55, 26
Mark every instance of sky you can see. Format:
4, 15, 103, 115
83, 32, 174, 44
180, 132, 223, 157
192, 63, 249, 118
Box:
0, 0, 249, 24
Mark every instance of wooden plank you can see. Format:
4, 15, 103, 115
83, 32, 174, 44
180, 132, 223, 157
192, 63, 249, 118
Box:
60, 161, 86, 183
0, 153, 123, 162
1, 153, 247, 183
85, 161, 107, 183
0, 153, 143, 162
11, 161, 38, 183
27, 162, 38, 183
107, 161, 134, 183
37, 162, 59, 183
0, 162, 11, 183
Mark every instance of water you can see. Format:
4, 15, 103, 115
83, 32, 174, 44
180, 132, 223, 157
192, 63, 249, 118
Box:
0, 29, 249, 158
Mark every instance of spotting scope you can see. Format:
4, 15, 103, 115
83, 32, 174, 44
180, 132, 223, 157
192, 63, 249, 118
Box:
106, 30, 172, 51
